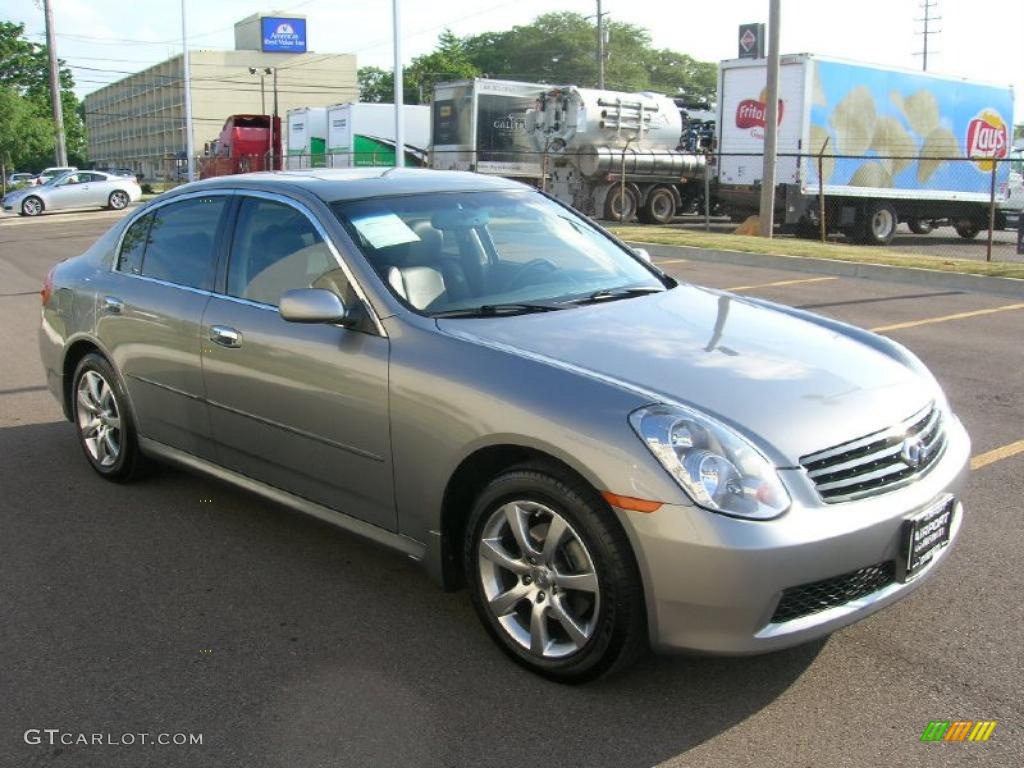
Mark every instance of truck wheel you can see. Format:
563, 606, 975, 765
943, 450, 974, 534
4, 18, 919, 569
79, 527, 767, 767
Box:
955, 221, 980, 239
604, 186, 638, 223
908, 218, 933, 235
638, 187, 676, 225
860, 201, 898, 245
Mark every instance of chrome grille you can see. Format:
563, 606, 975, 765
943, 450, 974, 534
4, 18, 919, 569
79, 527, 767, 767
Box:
801, 403, 946, 503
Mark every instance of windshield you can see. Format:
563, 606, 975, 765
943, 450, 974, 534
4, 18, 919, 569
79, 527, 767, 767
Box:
332, 190, 665, 316
43, 171, 73, 186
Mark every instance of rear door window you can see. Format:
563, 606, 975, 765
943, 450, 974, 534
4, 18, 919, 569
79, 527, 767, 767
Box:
140, 197, 227, 291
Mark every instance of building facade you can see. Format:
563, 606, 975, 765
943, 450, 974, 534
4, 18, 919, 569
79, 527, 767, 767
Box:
84, 14, 357, 178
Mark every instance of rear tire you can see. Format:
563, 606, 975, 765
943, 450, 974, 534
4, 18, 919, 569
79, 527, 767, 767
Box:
108, 190, 129, 210
71, 353, 149, 482
908, 218, 933, 235
639, 186, 676, 225
955, 220, 980, 239
464, 463, 647, 682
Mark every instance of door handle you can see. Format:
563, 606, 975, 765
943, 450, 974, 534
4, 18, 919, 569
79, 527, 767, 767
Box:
103, 295, 124, 314
210, 325, 242, 348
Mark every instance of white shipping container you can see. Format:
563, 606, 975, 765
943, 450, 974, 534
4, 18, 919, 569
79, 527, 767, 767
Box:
286, 107, 328, 169
326, 103, 430, 168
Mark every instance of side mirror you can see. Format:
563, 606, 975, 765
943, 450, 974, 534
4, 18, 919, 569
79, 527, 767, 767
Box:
632, 247, 652, 263
278, 288, 354, 325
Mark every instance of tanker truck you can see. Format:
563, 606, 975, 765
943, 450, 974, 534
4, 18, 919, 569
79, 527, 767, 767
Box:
527, 86, 707, 223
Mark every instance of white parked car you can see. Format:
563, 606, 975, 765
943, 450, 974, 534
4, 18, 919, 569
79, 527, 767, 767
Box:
2, 171, 142, 216
32, 166, 78, 185
5, 172, 34, 186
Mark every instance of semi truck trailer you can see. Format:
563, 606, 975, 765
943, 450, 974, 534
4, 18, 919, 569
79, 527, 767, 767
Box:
326, 103, 430, 168
527, 86, 706, 222
716, 54, 1017, 244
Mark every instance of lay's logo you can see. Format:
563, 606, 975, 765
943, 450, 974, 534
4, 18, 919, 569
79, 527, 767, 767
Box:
966, 110, 1008, 171
735, 98, 784, 131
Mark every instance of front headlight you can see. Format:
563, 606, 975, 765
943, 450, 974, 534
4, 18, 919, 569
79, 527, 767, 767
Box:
629, 404, 790, 520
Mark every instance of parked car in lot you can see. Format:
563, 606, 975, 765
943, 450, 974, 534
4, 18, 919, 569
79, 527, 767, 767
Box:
32, 165, 77, 185
38, 169, 969, 681
3, 170, 141, 216
5, 172, 34, 186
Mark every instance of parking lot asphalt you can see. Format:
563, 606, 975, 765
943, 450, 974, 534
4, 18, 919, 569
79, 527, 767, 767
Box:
1, 210, 1021, 767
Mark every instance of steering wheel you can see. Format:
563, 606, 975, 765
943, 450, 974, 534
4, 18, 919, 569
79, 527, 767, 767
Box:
504, 258, 559, 291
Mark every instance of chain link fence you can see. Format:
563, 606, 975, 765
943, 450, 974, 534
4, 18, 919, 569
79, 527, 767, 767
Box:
76, 146, 1023, 262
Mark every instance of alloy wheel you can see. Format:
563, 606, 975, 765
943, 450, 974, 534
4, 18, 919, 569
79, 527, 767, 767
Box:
76, 370, 122, 467
477, 500, 600, 659
23, 197, 42, 216
110, 191, 128, 210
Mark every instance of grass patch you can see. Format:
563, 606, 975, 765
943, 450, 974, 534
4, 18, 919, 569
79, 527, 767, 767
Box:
609, 226, 1024, 280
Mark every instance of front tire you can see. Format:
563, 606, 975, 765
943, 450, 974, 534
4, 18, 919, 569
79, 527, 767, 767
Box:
72, 353, 148, 482
858, 201, 898, 245
604, 185, 639, 223
108, 190, 129, 210
22, 196, 43, 216
464, 463, 646, 682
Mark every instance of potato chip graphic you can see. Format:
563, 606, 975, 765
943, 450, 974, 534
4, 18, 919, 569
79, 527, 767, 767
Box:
812, 68, 827, 108
849, 161, 893, 188
891, 89, 940, 136
917, 127, 958, 183
830, 86, 876, 155
808, 124, 835, 183
871, 116, 914, 174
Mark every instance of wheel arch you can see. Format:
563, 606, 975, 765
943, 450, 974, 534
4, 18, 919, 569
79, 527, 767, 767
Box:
433, 442, 620, 591
60, 337, 130, 423
22, 194, 45, 214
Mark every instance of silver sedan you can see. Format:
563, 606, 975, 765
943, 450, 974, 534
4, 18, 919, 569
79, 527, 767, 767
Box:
3, 170, 141, 216
38, 169, 969, 682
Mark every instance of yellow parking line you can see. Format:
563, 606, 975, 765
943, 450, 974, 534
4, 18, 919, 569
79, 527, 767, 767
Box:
971, 440, 1024, 470
654, 257, 688, 265
726, 276, 838, 292
871, 303, 1024, 333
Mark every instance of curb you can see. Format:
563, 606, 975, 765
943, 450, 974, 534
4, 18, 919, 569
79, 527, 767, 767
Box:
626, 241, 1024, 299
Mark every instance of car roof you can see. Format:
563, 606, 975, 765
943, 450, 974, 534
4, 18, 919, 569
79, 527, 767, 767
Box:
169, 168, 529, 203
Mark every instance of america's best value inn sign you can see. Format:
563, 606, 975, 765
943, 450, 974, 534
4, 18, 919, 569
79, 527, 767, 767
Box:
261, 17, 307, 53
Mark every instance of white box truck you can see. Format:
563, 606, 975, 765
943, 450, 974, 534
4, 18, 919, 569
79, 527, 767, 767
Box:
716, 54, 1016, 243
326, 103, 430, 168
286, 107, 328, 169
430, 78, 553, 178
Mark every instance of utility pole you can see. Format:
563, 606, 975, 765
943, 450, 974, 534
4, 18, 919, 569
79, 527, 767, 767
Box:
392, 0, 405, 167
757, 0, 781, 238
914, 0, 941, 71
249, 67, 267, 114
596, 0, 606, 89
42, 0, 67, 166
180, 0, 195, 182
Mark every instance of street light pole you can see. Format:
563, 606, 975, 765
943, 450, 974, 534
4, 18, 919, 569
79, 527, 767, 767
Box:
249, 67, 266, 114
596, 0, 605, 89
42, 0, 67, 166
180, 0, 195, 182
392, 0, 405, 168
757, 0, 781, 238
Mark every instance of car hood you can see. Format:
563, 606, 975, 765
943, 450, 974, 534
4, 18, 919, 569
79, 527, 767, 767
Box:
2, 187, 30, 202
436, 285, 929, 465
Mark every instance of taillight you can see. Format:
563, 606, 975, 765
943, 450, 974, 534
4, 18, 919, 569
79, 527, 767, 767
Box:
41, 266, 55, 306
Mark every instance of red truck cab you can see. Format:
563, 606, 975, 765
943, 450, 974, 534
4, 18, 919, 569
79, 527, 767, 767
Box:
200, 115, 282, 178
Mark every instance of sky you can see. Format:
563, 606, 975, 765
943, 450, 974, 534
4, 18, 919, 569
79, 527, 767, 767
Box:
5, 0, 1023, 123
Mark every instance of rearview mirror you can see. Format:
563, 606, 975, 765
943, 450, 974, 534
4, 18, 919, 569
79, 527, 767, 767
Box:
632, 247, 652, 263
279, 288, 353, 325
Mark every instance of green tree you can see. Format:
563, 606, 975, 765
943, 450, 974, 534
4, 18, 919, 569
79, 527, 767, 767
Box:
0, 21, 87, 170
359, 32, 480, 105
357, 66, 393, 103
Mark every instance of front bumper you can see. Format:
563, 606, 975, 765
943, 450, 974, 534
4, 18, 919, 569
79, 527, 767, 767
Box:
619, 415, 971, 654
